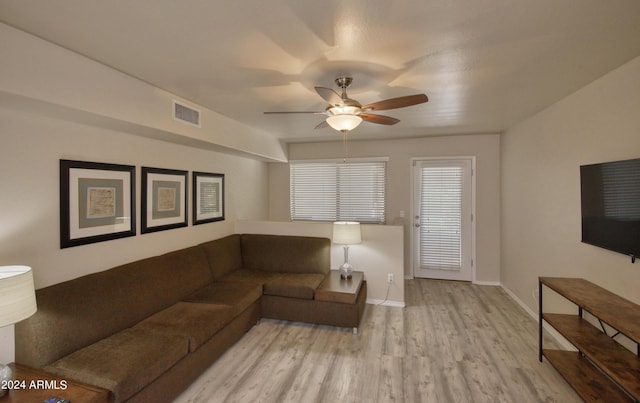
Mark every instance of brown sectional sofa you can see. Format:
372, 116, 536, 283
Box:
15, 234, 367, 402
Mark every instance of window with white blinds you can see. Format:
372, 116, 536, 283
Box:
419, 165, 463, 270
290, 159, 387, 224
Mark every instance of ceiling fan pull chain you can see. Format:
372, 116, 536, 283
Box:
342, 131, 349, 163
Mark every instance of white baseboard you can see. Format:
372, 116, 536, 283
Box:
500, 284, 575, 351
366, 299, 405, 308
473, 280, 500, 286
407, 276, 500, 287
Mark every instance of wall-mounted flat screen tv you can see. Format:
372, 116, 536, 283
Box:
580, 157, 640, 260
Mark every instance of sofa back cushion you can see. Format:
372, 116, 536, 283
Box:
199, 234, 243, 279
15, 245, 213, 368
240, 234, 330, 274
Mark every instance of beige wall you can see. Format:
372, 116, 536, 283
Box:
0, 107, 269, 289
0, 23, 286, 162
269, 134, 501, 283
501, 56, 640, 315
0, 22, 274, 291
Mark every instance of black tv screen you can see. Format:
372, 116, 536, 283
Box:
580, 157, 640, 259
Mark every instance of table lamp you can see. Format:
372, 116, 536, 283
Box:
332, 222, 362, 279
0, 266, 37, 397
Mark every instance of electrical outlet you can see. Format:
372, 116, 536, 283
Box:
387, 273, 394, 284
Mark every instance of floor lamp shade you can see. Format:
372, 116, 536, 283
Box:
0, 266, 37, 327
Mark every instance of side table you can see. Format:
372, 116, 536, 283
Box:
315, 270, 365, 334
2, 363, 110, 403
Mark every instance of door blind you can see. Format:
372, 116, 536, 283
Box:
420, 165, 462, 270
290, 160, 386, 223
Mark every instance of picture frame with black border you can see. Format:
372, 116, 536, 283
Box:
141, 166, 188, 233
192, 171, 225, 225
60, 159, 136, 248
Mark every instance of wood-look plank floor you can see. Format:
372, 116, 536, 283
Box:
174, 279, 580, 403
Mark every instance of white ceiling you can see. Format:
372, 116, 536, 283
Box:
1, 0, 640, 143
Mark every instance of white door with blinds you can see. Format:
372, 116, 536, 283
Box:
413, 158, 474, 281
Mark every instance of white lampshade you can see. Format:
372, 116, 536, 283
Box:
332, 222, 362, 245
0, 266, 37, 327
326, 114, 363, 132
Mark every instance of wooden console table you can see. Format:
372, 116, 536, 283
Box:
2, 363, 109, 403
539, 277, 640, 402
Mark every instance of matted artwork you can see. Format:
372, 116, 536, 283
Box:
192, 172, 225, 225
141, 167, 188, 233
60, 159, 136, 248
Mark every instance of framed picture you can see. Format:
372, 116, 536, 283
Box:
142, 167, 188, 233
193, 172, 225, 225
60, 159, 136, 248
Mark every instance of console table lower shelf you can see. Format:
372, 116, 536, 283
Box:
539, 277, 640, 402
543, 349, 634, 402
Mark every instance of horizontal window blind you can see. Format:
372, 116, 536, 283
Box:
420, 165, 462, 270
290, 160, 386, 223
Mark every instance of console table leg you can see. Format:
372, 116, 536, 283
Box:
353, 327, 358, 335
539, 279, 543, 362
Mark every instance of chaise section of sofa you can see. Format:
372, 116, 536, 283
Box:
44, 328, 189, 402
215, 234, 366, 329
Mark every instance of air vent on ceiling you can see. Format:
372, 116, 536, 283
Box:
173, 101, 201, 127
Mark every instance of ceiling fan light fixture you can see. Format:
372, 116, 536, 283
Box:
264, 77, 428, 132
326, 114, 363, 132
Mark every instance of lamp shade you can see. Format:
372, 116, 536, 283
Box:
0, 266, 37, 327
332, 221, 362, 245
326, 114, 363, 132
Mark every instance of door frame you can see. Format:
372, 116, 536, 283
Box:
409, 156, 477, 282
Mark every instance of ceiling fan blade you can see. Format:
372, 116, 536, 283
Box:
360, 113, 400, 125
263, 111, 325, 114
362, 94, 428, 111
315, 86, 344, 106
314, 120, 329, 130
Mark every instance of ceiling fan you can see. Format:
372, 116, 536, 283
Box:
264, 77, 428, 133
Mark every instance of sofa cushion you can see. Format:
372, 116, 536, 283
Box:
199, 234, 243, 279
263, 273, 327, 300
218, 268, 275, 286
241, 234, 330, 274
135, 302, 234, 352
151, 246, 215, 301
44, 328, 188, 403
184, 281, 263, 317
